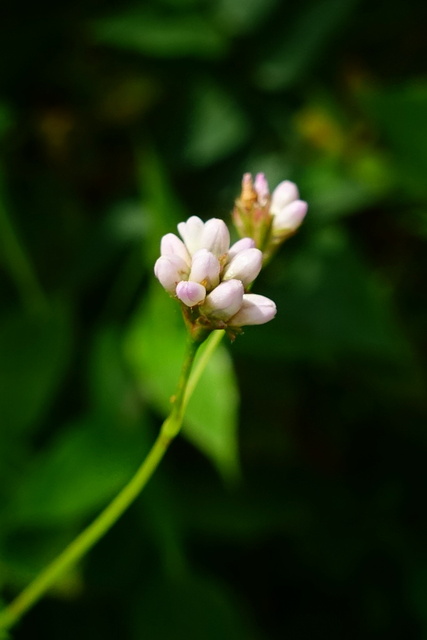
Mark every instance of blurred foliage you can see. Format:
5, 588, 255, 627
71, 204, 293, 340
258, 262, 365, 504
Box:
1, 0, 427, 638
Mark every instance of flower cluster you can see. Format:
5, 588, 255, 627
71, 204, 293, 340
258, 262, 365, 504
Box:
233, 173, 308, 260
154, 215, 276, 338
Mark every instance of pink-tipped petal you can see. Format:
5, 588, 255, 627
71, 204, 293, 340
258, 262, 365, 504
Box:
270, 180, 300, 215
272, 199, 308, 233
222, 248, 263, 287
154, 255, 189, 293
254, 173, 270, 205
227, 237, 256, 261
176, 280, 206, 307
228, 294, 277, 326
202, 279, 244, 320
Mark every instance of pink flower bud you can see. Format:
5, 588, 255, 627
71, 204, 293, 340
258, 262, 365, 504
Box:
222, 248, 263, 287
227, 237, 255, 261
176, 281, 206, 307
160, 233, 191, 266
254, 173, 270, 205
270, 180, 300, 215
228, 294, 277, 326
177, 216, 205, 255
189, 249, 220, 291
271, 199, 308, 234
201, 218, 230, 257
201, 279, 244, 320
154, 255, 190, 293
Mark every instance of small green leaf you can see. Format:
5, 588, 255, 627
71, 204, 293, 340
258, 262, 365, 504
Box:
124, 285, 240, 480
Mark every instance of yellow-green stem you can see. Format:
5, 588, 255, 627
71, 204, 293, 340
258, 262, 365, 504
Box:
0, 334, 206, 632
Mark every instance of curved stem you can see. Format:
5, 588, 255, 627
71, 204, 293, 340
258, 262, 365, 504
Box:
0, 334, 206, 632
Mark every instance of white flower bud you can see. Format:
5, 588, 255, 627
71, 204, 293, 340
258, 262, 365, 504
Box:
201, 218, 230, 257
222, 248, 263, 287
227, 237, 255, 261
201, 279, 244, 320
189, 249, 220, 291
177, 216, 205, 255
270, 180, 300, 215
154, 255, 189, 293
160, 233, 191, 267
271, 200, 308, 234
176, 280, 206, 307
228, 294, 277, 326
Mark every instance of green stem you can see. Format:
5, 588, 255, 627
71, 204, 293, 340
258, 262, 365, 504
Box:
0, 335, 204, 632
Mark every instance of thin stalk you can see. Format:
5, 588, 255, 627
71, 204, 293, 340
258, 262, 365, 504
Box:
0, 336, 202, 632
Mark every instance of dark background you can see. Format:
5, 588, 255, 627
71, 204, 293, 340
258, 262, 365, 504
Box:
1, 0, 427, 638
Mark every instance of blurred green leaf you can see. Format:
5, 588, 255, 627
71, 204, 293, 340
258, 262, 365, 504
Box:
136, 147, 188, 268
0, 304, 71, 436
241, 227, 423, 379
183, 82, 250, 166
124, 285, 240, 480
255, 0, 359, 90
301, 154, 394, 221
6, 417, 147, 527
132, 571, 258, 640
360, 83, 427, 193
213, 0, 278, 35
91, 10, 227, 58
88, 326, 142, 430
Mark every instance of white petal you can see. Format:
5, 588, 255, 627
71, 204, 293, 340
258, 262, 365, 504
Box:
272, 200, 308, 233
270, 180, 299, 215
227, 237, 255, 261
160, 233, 191, 266
177, 216, 205, 255
154, 255, 189, 293
202, 279, 244, 320
201, 218, 230, 256
222, 248, 263, 287
189, 249, 220, 290
228, 294, 277, 326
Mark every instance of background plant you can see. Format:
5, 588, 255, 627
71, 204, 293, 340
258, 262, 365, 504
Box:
1, 0, 427, 638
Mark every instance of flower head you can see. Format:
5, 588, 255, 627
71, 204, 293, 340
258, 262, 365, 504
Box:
154, 214, 276, 340
233, 173, 308, 262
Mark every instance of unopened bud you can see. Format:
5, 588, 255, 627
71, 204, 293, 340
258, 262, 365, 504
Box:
176, 281, 206, 307
254, 173, 269, 205
201, 279, 244, 320
271, 199, 308, 235
201, 218, 230, 257
160, 233, 191, 266
228, 294, 277, 326
270, 180, 300, 215
189, 249, 220, 291
177, 216, 205, 256
223, 248, 263, 287
154, 255, 190, 293
227, 237, 256, 261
